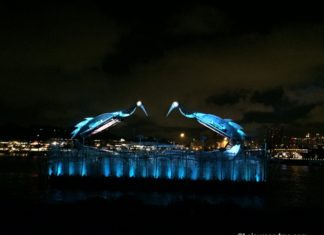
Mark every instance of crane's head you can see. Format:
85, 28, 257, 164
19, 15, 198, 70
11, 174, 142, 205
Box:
136, 100, 148, 116
166, 101, 179, 117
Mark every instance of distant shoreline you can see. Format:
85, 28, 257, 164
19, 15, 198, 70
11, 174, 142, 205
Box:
270, 158, 324, 166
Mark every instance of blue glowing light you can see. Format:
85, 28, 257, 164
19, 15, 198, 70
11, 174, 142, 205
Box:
237, 129, 246, 138
203, 164, 212, 180
153, 165, 160, 179
141, 166, 147, 178
167, 164, 172, 179
231, 162, 238, 181
255, 174, 260, 182
57, 162, 63, 176
129, 159, 136, 178
69, 162, 75, 176
48, 151, 265, 183
190, 167, 198, 180
71, 117, 94, 138
48, 167, 53, 176
177, 163, 185, 179
103, 158, 110, 177
255, 163, 261, 182
224, 144, 241, 157
81, 161, 87, 176
115, 160, 123, 177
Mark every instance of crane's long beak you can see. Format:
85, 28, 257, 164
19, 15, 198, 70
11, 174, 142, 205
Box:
166, 101, 179, 117
139, 104, 148, 116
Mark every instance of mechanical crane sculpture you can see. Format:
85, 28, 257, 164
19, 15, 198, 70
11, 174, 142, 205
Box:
71, 101, 148, 139
167, 101, 246, 156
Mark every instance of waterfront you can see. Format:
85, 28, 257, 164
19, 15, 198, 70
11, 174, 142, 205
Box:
0, 155, 323, 234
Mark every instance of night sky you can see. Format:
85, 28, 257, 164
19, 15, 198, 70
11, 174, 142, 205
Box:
1, 1, 324, 140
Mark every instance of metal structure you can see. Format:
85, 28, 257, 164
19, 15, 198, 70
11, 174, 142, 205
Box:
48, 147, 266, 182
47, 101, 267, 183
71, 101, 148, 139
167, 101, 246, 156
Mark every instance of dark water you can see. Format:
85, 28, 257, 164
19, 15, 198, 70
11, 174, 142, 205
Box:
0, 155, 323, 234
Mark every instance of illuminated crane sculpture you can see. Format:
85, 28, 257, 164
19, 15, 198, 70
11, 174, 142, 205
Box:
166, 101, 246, 156
71, 101, 148, 140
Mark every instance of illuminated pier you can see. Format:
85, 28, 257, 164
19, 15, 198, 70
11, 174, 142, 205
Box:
47, 147, 266, 182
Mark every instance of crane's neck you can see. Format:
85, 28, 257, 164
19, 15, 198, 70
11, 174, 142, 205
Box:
119, 105, 137, 117
178, 106, 195, 118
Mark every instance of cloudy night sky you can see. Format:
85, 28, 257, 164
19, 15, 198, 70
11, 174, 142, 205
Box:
1, 1, 324, 140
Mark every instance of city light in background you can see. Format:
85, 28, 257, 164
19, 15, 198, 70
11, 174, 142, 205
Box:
1, 129, 324, 161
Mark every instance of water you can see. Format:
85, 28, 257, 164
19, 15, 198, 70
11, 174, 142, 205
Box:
1, 155, 324, 233
0, 155, 323, 209
266, 163, 324, 209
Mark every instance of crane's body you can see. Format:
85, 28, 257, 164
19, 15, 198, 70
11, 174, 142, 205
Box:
71, 101, 147, 139
167, 101, 246, 156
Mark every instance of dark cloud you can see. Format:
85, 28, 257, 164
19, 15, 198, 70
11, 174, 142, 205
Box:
1, 2, 324, 139
251, 87, 291, 107
242, 104, 316, 124
101, 4, 227, 76
306, 65, 324, 88
206, 90, 249, 106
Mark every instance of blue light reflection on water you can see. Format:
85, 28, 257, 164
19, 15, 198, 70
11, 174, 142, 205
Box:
46, 189, 265, 209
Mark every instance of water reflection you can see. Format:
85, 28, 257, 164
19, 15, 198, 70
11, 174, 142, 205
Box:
45, 188, 265, 208
44, 164, 324, 209
2, 156, 324, 210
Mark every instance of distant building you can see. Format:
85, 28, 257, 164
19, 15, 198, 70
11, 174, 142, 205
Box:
265, 126, 284, 149
290, 133, 324, 149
